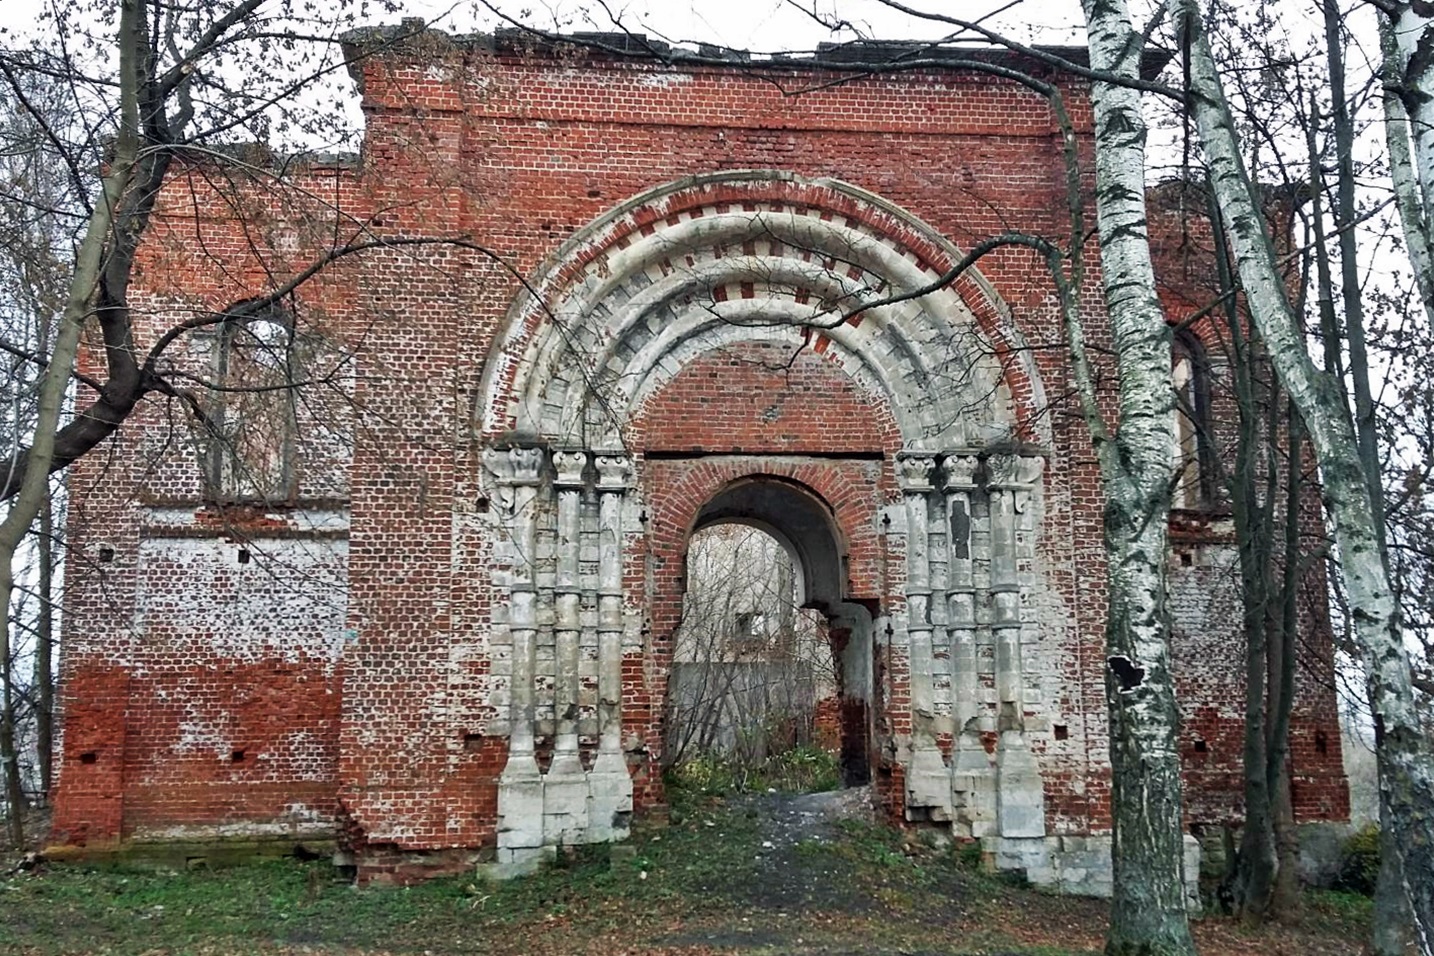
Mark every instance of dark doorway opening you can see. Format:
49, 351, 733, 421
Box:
664, 476, 875, 790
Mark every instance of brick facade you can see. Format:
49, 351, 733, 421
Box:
50, 29, 1347, 886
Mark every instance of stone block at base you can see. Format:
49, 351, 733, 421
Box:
475, 844, 556, 881
984, 833, 1202, 911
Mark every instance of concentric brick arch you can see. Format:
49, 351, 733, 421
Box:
478, 170, 1048, 450
476, 172, 1061, 864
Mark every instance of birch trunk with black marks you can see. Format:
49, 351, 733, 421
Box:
1181, 3, 1434, 950
1079, 2, 1196, 952
1382, 8, 1434, 328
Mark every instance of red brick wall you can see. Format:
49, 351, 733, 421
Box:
50, 38, 1347, 868
631, 342, 902, 454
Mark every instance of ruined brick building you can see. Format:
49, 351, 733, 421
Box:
49, 26, 1349, 889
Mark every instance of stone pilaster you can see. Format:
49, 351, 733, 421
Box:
492, 445, 547, 863
588, 452, 633, 841
987, 454, 1023, 727
898, 451, 950, 820
545, 449, 589, 844
988, 452, 1046, 839
943, 453, 995, 837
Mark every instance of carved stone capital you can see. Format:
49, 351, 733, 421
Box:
1015, 454, 1045, 487
482, 445, 515, 483
552, 449, 589, 488
941, 454, 980, 492
896, 451, 937, 493
986, 451, 1045, 491
985, 453, 1017, 490
594, 452, 634, 491
508, 446, 545, 486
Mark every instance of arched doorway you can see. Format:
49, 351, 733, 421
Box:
666, 477, 875, 788
476, 172, 1052, 868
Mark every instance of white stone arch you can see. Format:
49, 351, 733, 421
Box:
477, 170, 1049, 451
479, 174, 1058, 867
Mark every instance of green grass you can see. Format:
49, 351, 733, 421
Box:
0, 796, 1369, 956
664, 744, 842, 800
0, 801, 982, 955
0, 801, 783, 955
1307, 888, 1375, 921
2, 858, 474, 954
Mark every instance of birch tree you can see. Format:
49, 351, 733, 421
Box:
1382, 2, 1434, 328
855, 5, 1198, 950
1075, 4, 1197, 952
1178, 2, 1434, 950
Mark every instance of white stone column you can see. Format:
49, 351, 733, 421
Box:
495, 445, 547, 863
588, 452, 633, 841
898, 451, 950, 820
988, 452, 1046, 840
943, 453, 996, 837
928, 474, 951, 728
544, 449, 589, 844
988, 455, 1023, 725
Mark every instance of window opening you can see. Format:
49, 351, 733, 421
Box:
203, 301, 304, 504
1173, 330, 1216, 508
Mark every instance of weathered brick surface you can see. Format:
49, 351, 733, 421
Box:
50, 34, 1346, 881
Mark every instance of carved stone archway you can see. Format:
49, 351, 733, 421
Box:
476, 172, 1051, 870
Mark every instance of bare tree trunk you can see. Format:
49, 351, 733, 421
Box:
1375, 792, 1417, 956
1268, 410, 1302, 916
1208, 168, 1306, 921
1102, 521, 1196, 955
1386, 3, 1434, 285
1079, 2, 1196, 951
1304, 84, 1400, 936
0, 0, 141, 849
1207, 181, 1286, 919
1228, 300, 1277, 919
34, 491, 52, 802
1323, 0, 1384, 531
1380, 11, 1434, 328
0, 586, 21, 845
1180, 4, 1434, 949
1376, 13, 1427, 953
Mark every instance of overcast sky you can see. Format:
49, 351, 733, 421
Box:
420, 0, 1091, 50
0, 0, 1090, 53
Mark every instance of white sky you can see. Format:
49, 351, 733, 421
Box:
0, 0, 1089, 55
414, 0, 1090, 50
